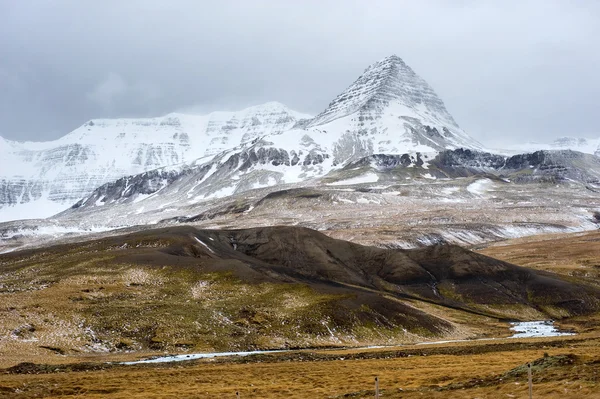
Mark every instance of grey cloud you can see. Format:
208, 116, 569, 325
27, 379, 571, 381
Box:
0, 0, 599, 146
86, 73, 161, 114
86, 73, 129, 109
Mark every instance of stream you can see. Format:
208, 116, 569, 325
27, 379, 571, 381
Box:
121, 320, 574, 365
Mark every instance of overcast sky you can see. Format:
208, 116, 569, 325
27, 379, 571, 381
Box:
1, 0, 599, 146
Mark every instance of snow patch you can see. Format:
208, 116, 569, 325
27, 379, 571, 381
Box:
467, 178, 494, 196
194, 237, 215, 254
203, 185, 237, 200
327, 173, 379, 186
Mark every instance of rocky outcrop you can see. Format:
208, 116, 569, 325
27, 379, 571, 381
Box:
342, 149, 600, 184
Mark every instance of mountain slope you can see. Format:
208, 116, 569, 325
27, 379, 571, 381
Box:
64, 146, 600, 228
0, 102, 310, 222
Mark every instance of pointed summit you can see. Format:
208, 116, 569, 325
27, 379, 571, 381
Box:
308, 55, 458, 128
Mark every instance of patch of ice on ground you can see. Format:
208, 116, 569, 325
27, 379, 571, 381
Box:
417, 321, 575, 346
336, 197, 355, 204
509, 320, 574, 338
416, 338, 493, 346
441, 187, 459, 195
121, 349, 287, 364
327, 172, 379, 186
369, 185, 392, 190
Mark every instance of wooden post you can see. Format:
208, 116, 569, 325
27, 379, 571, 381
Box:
528, 363, 532, 399
375, 376, 379, 399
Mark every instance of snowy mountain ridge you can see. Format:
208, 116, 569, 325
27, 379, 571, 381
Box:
496, 136, 600, 157
0, 102, 310, 221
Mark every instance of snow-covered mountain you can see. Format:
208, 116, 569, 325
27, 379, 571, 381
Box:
59, 55, 484, 217
497, 136, 600, 157
0, 102, 310, 222
0, 55, 481, 223
3, 55, 600, 254
303, 54, 482, 156
307, 55, 474, 148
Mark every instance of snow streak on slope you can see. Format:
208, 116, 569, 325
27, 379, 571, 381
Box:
467, 178, 495, 197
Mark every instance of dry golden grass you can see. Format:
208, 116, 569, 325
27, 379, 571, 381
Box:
478, 230, 600, 282
0, 260, 363, 367
0, 336, 599, 398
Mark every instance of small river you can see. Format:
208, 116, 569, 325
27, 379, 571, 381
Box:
122, 320, 574, 365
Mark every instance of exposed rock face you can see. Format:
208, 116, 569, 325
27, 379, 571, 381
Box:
502, 150, 600, 184
70, 142, 332, 210
339, 148, 600, 184
435, 148, 506, 170
71, 167, 204, 209
435, 149, 600, 183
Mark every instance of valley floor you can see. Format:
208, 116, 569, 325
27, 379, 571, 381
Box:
1, 230, 600, 398
1, 334, 599, 398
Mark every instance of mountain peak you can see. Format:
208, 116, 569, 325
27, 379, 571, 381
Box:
367, 54, 405, 68
307, 55, 458, 128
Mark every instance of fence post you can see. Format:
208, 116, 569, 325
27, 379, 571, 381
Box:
375, 376, 379, 399
528, 363, 532, 399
